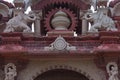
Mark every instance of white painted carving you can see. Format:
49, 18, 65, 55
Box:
4, 63, 17, 80
83, 9, 118, 32
44, 35, 76, 51
51, 10, 70, 30
4, 11, 36, 33
106, 62, 119, 80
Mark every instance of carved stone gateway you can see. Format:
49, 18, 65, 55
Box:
1, 0, 120, 80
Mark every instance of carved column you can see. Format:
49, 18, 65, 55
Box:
82, 19, 88, 35
80, 10, 88, 35
34, 10, 42, 36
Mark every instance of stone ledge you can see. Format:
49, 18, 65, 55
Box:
47, 30, 74, 36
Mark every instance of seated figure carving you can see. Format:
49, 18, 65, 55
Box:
83, 10, 118, 32
4, 11, 36, 32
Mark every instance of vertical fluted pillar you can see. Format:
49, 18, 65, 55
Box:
82, 19, 88, 35
34, 10, 42, 36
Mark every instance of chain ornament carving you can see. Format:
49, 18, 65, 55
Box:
45, 35, 76, 51
106, 62, 119, 80
4, 63, 17, 80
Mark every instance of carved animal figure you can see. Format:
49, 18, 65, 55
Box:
4, 11, 36, 33
83, 10, 118, 32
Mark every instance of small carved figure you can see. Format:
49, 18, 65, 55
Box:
4, 11, 36, 33
109, 65, 119, 80
83, 9, 118, 32
4, 63, 17, 80
106, 62, 119, 80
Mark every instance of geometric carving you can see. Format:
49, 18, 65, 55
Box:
44, 35, 76, 51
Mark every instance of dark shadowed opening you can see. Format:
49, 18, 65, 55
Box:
34, 69, 89, 80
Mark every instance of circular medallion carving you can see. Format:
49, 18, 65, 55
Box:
53, 38, 67, 50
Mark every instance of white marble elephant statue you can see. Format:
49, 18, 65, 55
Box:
4, 11, 36, 33
83, 10, 118, 32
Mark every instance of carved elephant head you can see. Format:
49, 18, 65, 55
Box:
24, 11, 36, 22
83, 11, 99, 22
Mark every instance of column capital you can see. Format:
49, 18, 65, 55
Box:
34, 10, 43, 20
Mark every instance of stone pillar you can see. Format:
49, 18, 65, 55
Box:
82, 19, 88, 35
79, 10, 88, 35
34, 10, 42, 36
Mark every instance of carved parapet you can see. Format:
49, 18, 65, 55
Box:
99, 31, 119, 44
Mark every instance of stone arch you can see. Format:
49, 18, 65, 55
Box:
30, 65, 94, 80
113, 2, 120, 16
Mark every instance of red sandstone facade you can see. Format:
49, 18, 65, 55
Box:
0, 0, 120, 80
